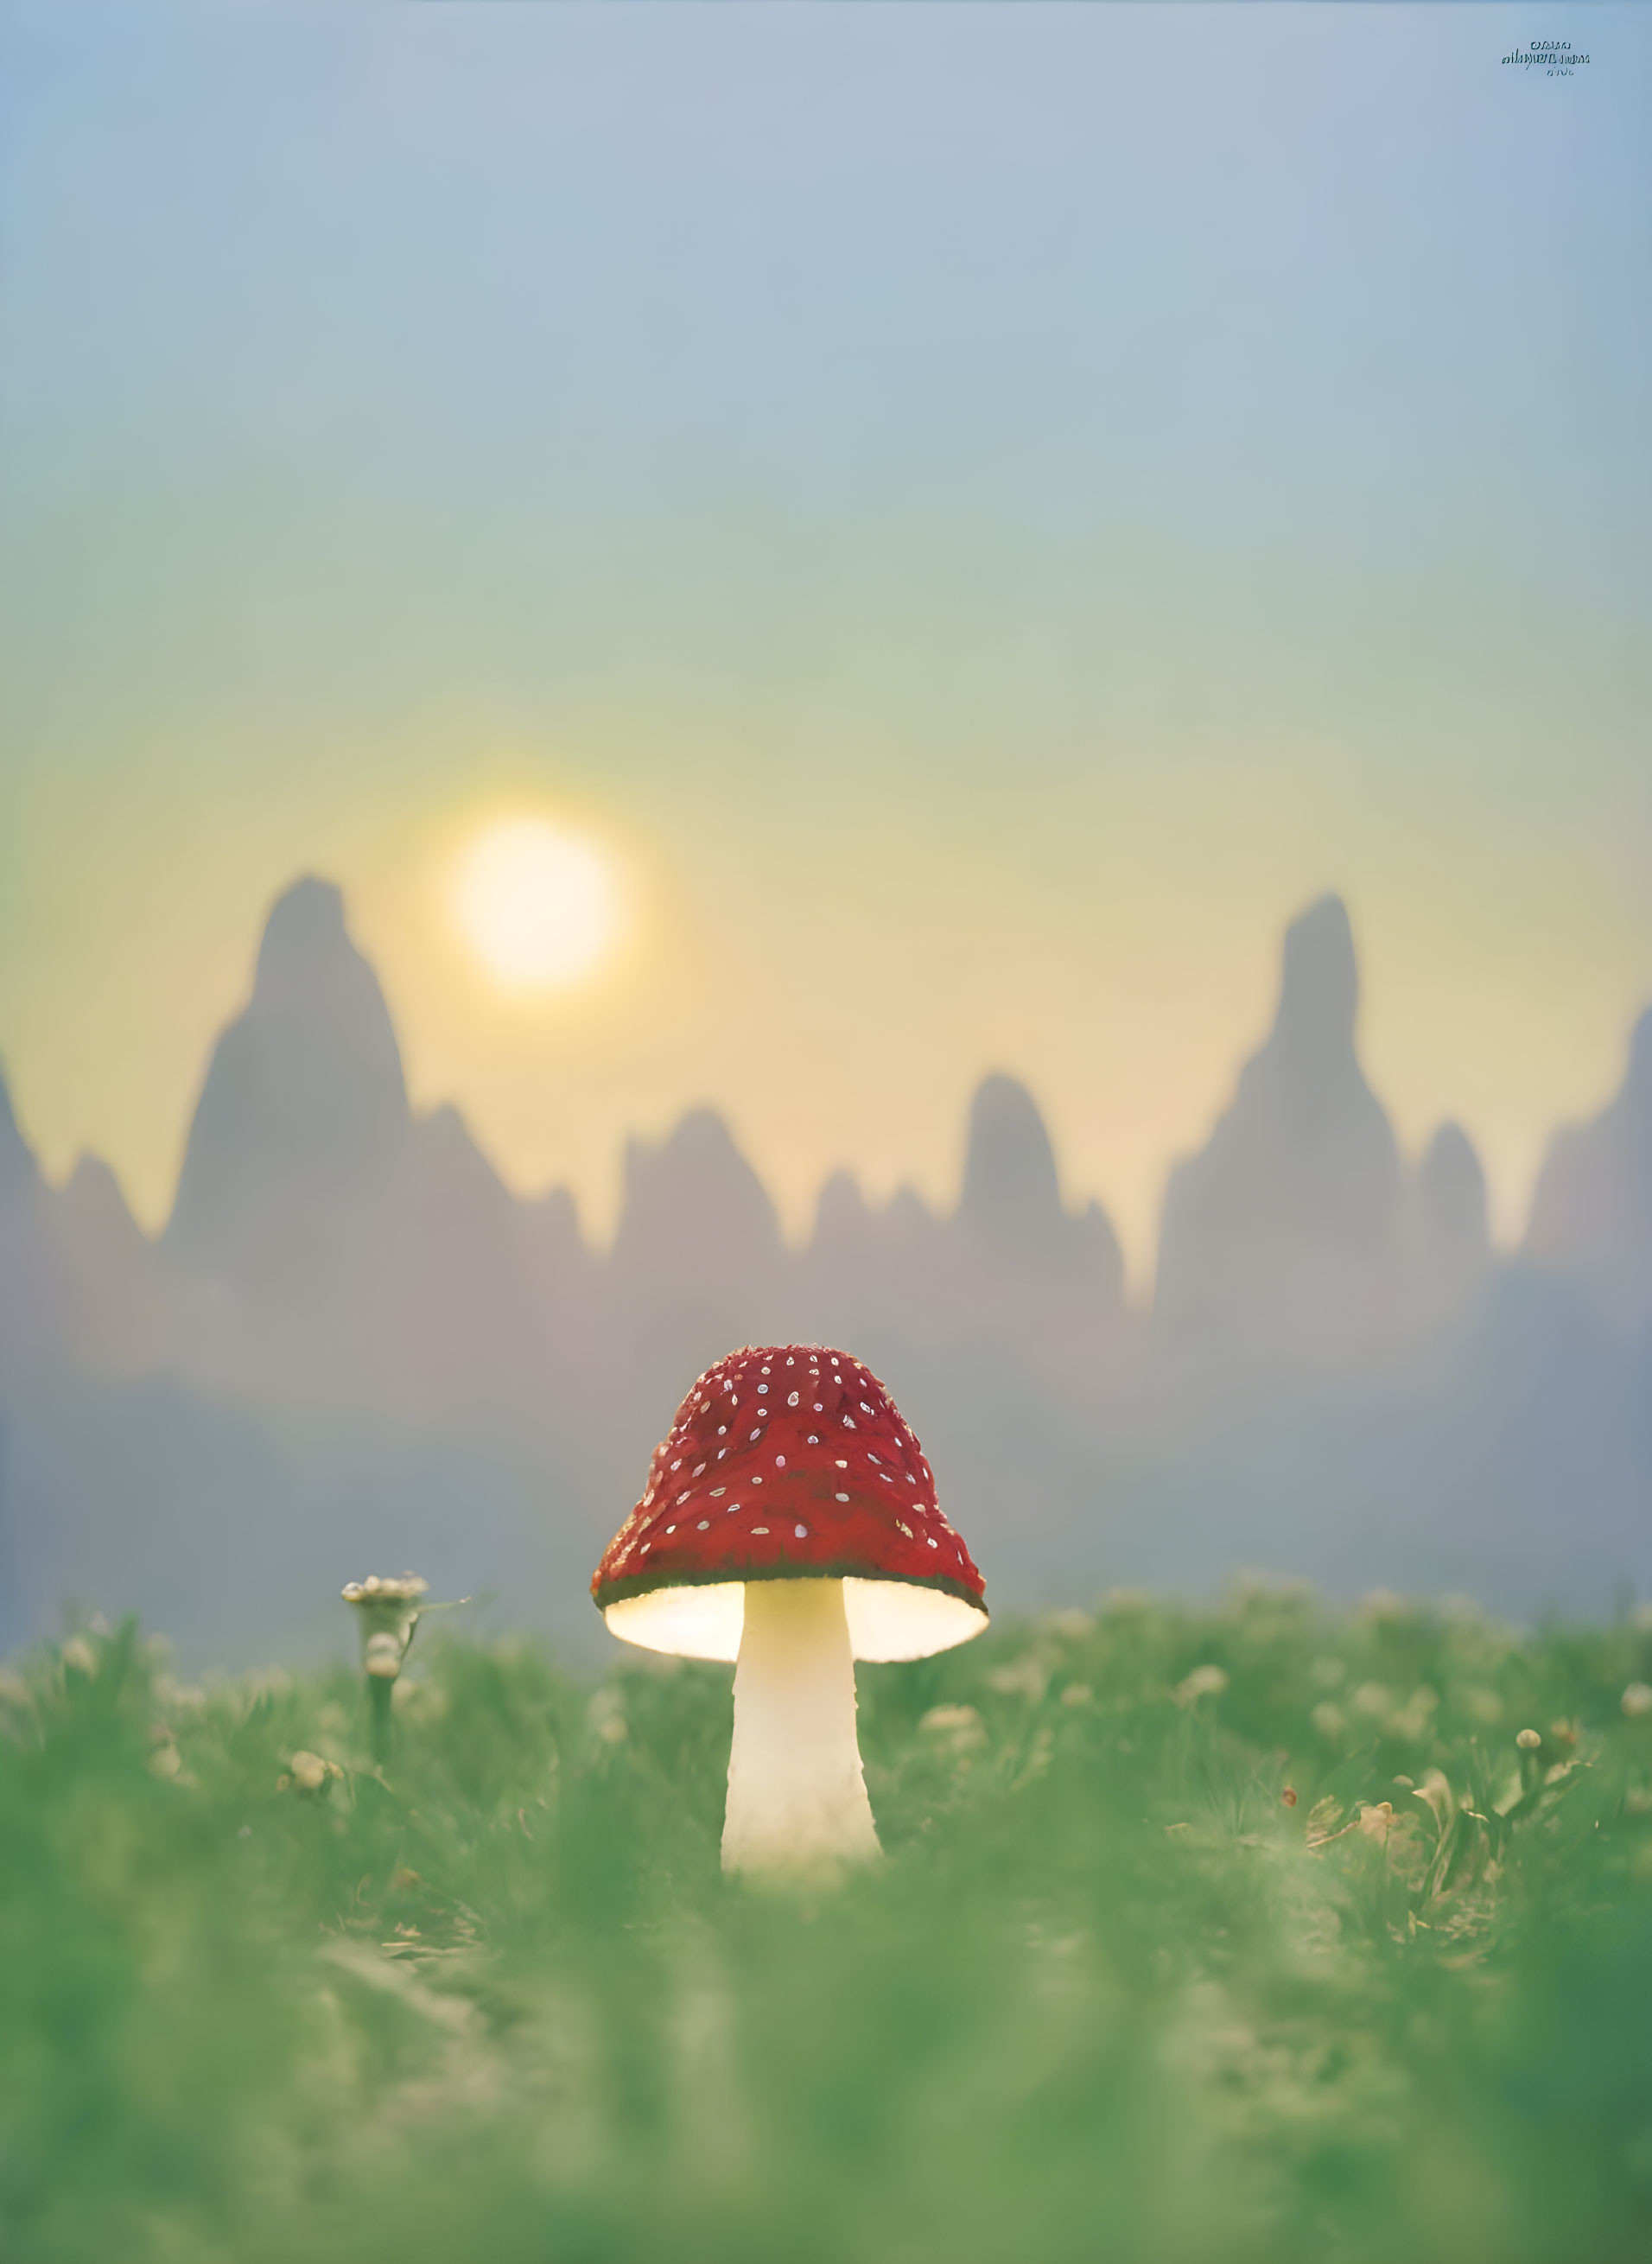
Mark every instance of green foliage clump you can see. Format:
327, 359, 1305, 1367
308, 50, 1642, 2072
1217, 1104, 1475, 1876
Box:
5, 1589, 1652, 2263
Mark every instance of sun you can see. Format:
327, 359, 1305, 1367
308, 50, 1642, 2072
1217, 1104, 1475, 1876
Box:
453, 817, 620, 992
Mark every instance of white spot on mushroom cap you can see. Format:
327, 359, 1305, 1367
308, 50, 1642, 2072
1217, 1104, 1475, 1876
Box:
836, 1491, 849, 1502
795, 1523, 808, 1538
775, 1454, 785, 1467
710, 1486, 726, 1497
677, 1491, 690, 1504
787, 1391, 799, 1406
807, 1434, 819, 1445
752, 1525, 770, 1535
697, 1520, 709, 1531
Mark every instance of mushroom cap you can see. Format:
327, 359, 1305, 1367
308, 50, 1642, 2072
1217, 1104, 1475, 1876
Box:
591, 1343, 988, 1663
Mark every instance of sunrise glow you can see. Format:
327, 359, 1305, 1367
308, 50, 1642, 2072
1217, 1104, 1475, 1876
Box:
454, 818, 619, 993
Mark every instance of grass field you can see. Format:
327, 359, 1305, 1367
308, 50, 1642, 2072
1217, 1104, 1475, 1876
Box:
6, 1587, 1652, 2263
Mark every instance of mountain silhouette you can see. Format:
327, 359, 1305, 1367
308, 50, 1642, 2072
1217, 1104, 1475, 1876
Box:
3, 878, 1650, 1663
1153, 894, 1406, 1377
363, 1103, 583, 1410
0, 1077, 168, 1377
799, 1075, 1129, 1415
1414, 1121, 1491, 1326
960, 1077, 1123, 1287
160, 878, 414, 1394
960, 1073, 1070, 1250
800, 1167, 944, 1364
0, 1067, 58, 1370
950, 1073, 1128, 1388
0, 1070, 35, 1196
611, 1106, 783, 1291
607, 1108, 789, 1417
159, 878, 596, 1410
1525, 1007, 1652, 1330
48, 1155, 170, 1370
166, 878, 410, 1277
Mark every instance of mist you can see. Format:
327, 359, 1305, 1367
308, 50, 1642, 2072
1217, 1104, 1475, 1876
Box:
3, 877, 1646, 1670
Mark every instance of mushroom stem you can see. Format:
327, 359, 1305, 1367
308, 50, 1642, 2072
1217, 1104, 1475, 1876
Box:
722, 1578, 880, 1878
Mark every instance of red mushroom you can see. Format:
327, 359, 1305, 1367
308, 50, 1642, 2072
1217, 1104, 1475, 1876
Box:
592, 1343, 988, 1875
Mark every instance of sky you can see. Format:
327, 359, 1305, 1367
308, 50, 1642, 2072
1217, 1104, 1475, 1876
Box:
1, 1, 1648, 1283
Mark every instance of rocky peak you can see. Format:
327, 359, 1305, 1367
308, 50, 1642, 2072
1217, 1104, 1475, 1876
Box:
58, 1153, 147, 1243
611, 1107, 781, 1281
164, 876, 410, 1266
1154, 893, 1405, 1362
1417, 1122, 1490, 1257
1524, 1003, 1652, 1328
1627, 1006, 1652, 1112
0, 1065, 40, 1198
1271, 894, 1359, 1065
958, 1074, 1065, 1246
812, 1168, 873, 1248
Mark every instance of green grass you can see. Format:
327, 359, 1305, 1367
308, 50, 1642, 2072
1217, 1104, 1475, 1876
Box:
6, 1587, 1652, 2263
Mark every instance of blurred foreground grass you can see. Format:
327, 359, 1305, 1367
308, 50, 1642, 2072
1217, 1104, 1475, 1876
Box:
6, 1588, 1652, 2263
